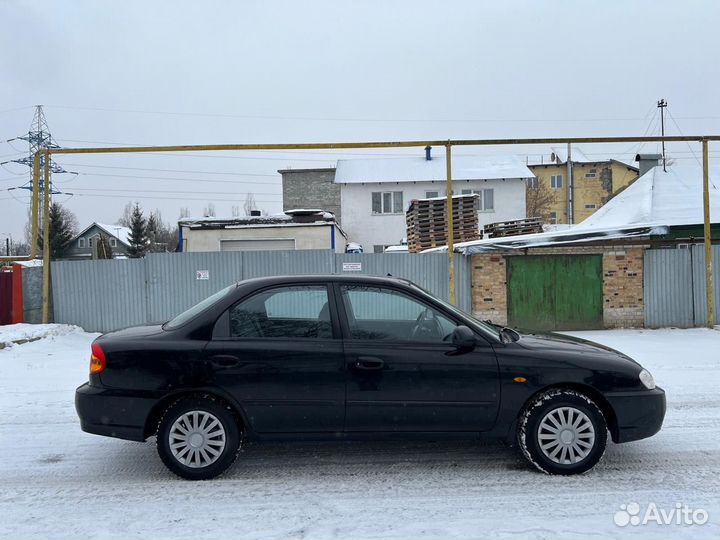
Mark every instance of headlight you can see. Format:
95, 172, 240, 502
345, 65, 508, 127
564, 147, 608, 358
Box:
639, 369, 655, 390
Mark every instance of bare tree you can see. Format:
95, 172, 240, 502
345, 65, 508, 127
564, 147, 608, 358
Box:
525, 182, 557, 222
116, 201, 136, 227
243, 193, 256, 216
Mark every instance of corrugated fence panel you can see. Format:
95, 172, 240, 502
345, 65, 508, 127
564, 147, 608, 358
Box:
644, 246, 720, 328
691, 244, 720, 326
243, 250, 334, 279
146, 252, 244, 324
644, 248, 694, 328
333, 253, 472, 312
51, 251, 474, 332
52, 258, 146, 332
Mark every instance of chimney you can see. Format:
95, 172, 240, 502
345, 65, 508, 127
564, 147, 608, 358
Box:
635, 154, 663, 177
250, 210, 261, 217
425, 146, 432, 161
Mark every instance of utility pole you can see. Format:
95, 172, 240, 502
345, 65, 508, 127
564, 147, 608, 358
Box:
1, 106, 75, 256
567, 142, 574, 224
657, 99, 668, 171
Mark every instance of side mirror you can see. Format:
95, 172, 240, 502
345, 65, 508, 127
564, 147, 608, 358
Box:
451, 325, 477, 350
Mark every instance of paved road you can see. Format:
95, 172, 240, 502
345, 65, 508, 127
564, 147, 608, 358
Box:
1, 329, 718, 539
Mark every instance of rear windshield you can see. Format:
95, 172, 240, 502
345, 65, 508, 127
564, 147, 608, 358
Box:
163, 284, 237, 330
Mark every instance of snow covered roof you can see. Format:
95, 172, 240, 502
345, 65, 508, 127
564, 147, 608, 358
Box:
578, 165, 720, 229
550, 146, 591, 164
425, 165, 719, 254
74, 223, 131, 246
334, 154, 533, 184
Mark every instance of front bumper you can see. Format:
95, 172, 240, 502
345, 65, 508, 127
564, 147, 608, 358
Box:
606, 387, 666, 443
75, 383, 158, 442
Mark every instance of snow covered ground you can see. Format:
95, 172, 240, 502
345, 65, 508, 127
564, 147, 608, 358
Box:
0, 326, 718, 539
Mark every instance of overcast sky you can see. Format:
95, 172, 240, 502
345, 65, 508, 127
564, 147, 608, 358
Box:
1, 0, 718, 244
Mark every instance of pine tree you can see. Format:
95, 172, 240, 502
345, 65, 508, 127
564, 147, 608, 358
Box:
126, 203, 148, 258
37, 203, 78, 260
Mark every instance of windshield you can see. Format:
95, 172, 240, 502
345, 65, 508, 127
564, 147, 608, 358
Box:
407, 282, 502, 341
163, 283, 237, 330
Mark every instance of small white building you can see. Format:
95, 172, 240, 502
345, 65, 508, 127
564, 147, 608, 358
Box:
178, 210, 347, 253
335, 150, 534, 252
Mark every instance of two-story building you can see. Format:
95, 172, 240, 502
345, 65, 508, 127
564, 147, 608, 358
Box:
528, 147, 639, 225
66, 222, 131, 260
335, 151, 532, 252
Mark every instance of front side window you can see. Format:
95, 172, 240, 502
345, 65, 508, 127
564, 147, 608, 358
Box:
229, 285, 332, 339
371, 191, 404, 214
340, 285, 456, 342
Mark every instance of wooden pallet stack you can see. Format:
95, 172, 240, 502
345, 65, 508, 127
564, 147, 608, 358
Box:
406, 194, 482, 253
483, 217, 543, 238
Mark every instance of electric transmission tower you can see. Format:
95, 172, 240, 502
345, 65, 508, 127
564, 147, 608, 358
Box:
1, 105, 75, 230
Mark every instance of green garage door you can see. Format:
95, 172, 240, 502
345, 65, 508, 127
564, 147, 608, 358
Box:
507, 255, 603, 331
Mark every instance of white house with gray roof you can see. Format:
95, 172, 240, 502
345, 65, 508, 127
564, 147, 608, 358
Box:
335, 150, 534, 252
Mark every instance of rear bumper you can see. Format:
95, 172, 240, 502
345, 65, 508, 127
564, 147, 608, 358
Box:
75, 383, 157, 442
606, 387, 666, 443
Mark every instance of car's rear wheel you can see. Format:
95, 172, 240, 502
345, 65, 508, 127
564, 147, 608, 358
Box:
156, 395, 241, 480
518, 388, 607, 475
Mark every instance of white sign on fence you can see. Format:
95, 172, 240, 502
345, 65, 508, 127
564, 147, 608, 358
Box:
196, 270, 210, 280
342, 262, 362, 272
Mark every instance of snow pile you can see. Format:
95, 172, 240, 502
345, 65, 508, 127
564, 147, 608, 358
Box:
0, 323, 85, 348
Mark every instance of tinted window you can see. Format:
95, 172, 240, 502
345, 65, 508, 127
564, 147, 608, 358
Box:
340, 285, 455, 342
229, 286, 332, 339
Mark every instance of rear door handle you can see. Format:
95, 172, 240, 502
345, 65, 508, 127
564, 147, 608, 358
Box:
211, 354, 241, 367
354, 356, 385, 370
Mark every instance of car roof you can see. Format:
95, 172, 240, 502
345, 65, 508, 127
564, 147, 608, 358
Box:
238, 274, 417, 288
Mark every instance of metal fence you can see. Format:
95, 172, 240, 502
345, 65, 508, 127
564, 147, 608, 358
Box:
51, 250, 472, 332
644, 245, 720, 328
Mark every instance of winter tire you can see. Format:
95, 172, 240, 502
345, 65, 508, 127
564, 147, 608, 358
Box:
157, 395, 241, 480
518, 388, 607, 475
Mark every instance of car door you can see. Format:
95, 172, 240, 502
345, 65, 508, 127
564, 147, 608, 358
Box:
337, 283, 500, 433
204, 283, 345, 434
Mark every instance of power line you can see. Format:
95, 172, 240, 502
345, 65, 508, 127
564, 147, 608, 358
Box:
63, 162, 280, 177
70, 187, 280, 196
59, 172, 280, 185
46, 104, 720, 124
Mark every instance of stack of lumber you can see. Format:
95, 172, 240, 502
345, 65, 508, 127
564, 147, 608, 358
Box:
406, 194, 482, 253
483, 217, 543, 238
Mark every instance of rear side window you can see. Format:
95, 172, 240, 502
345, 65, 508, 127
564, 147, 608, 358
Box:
228, 285, 332, 339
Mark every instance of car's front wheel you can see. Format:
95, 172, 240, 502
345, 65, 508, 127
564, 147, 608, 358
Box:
156, 395, 241, 480
518, 388, 607, 475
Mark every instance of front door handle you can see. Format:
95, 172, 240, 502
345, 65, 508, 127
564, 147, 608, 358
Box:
354, 356, 385, 370
211, 354, 241, 367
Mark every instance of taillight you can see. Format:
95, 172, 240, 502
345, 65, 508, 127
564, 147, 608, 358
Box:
90, 342, 106, 374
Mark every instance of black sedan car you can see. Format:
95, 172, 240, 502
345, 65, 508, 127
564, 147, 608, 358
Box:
76, 275, 665, 480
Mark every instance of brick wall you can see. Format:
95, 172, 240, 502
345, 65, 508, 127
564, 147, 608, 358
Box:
470, 244, 647, 328
280, 168, 341, 223
471, 254, 508, 325
602, 248, 644, 328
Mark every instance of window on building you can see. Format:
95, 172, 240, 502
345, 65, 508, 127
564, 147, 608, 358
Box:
424, 190, 439, 198
371, 191, 404, 214
373, 245, 386, 253
585, 168, 597, 178
585, 204, 597, 209
78, 238, 85, 248
551, 175, 563, 188
460, 188, 494, 211
549, 211, 558, 224
527, 177, 538, 188
88, 238, 93, 248
110, 238, 117, 247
